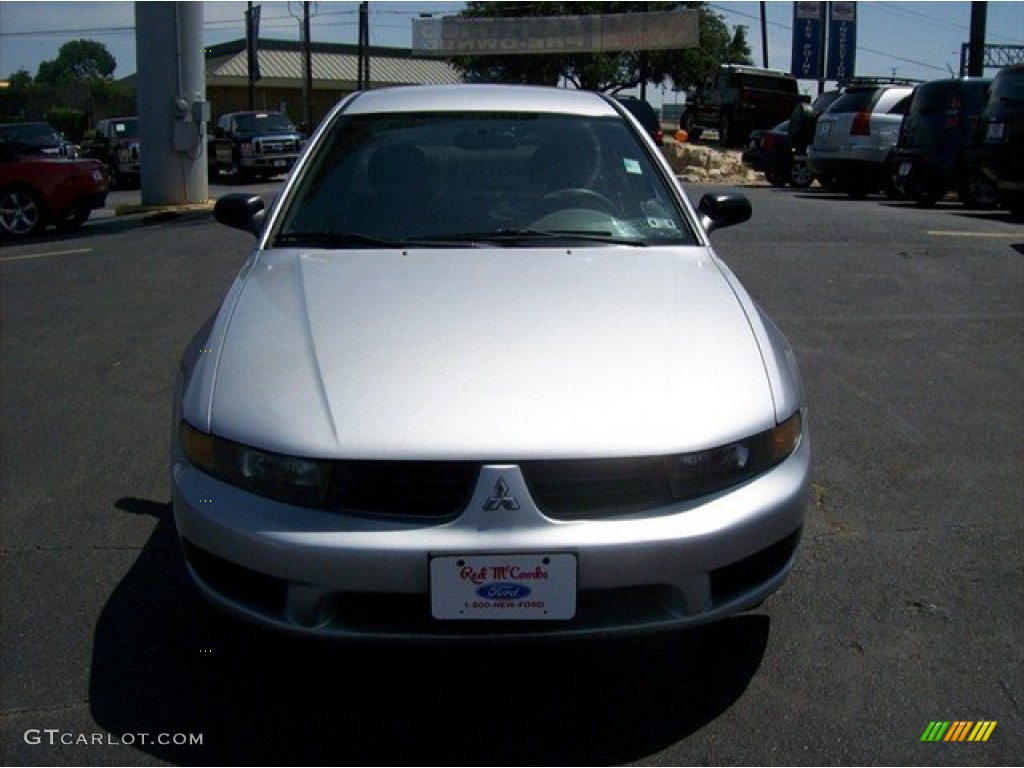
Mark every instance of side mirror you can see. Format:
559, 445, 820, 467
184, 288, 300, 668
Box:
697, 192, 751, 233
214, 193, 266, 236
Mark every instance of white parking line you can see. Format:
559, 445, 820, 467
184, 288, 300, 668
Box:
0, 247, 93, 263
926, 231, 1019, 238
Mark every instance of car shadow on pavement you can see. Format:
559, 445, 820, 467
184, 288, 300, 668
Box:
91, 498, 771, 766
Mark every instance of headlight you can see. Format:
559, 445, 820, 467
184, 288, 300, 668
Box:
663, 411, 803, 500
240, 142, 253, 157
179, 421, 331, 506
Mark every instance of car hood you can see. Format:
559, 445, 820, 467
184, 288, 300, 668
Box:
184, 246, 779, 460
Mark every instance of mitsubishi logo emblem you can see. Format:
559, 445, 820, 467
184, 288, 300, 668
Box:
484, 477, 519, 511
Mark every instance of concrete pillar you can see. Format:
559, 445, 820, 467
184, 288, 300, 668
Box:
135, 1, 209, 205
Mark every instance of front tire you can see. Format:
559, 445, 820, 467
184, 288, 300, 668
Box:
0, 186, 46, 238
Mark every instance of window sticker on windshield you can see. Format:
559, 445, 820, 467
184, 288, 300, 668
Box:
623, 158, 642, 174
647, 217, 679, 230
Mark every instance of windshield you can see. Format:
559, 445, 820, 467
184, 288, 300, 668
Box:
235, 113, 296, 133
276, 110, 697, 247
989, 68, 1024, 107
110, 118, 139, 138
0, 122, 62, 148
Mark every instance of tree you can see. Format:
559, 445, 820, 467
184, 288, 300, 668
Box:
6, 69, 34, 89
35, 39, 116, 86
725, 25, 754, 65
447, 2, 750, 93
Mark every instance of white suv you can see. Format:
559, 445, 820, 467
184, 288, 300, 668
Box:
807, 81, 918, 197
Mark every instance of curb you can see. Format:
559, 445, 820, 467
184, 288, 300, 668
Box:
113, 201, 216, 219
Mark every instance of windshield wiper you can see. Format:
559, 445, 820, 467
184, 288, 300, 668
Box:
273, 231, 403, 249
275, 228, 649, 249
413, 228, 648, 247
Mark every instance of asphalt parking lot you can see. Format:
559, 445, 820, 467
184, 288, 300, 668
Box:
1, 180, 1021, 766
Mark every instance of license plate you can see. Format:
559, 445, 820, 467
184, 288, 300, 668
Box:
430, 553, 577, 620
273, 159, 287, 167
986, 122, 1005, 141
899, 161, 912, 177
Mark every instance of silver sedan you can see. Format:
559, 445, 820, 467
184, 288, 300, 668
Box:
171, 84, 810, 640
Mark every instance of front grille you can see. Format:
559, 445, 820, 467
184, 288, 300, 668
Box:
255, 137, 298, 155
318, 449, 775, 521
318, 458, 680, 520
521, 457, 673, 517
324, 460, 479, 518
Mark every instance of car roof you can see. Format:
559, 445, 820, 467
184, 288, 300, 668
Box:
341, 84, 617, 117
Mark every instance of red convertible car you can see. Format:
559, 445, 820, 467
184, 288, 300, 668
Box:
0, 141, 109, 239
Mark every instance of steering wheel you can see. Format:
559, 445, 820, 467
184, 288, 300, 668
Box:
536, 188, 616, 216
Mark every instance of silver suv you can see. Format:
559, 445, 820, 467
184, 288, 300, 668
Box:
808, 79, 918, 196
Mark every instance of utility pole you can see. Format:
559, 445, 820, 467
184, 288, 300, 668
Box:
357, 1, 370, 90
760, 1, 769, 68
302, 1, 313, 131
967, 2, 987, 77
639, 1, 648, 100
245, 1, 260, 110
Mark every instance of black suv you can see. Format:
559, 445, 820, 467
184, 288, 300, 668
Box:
208, 111, 305, 181
680, 65, 802, 147
967, 64, 1024, 216
890, 77, 997, 207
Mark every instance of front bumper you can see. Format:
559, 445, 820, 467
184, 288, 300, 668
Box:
239, 154, 298, 172
171, 434, 810, 641
890, 148, 954, 198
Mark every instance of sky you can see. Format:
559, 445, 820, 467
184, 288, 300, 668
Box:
1, 0, 1022, 101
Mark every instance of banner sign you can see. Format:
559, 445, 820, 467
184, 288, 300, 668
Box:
791, 2, 825, 79
412, 10, 699, 57
246, 4, 261, 82
827, 1, 857, 82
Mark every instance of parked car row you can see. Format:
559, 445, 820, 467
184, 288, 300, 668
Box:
0, 109, 307, 239
741, 65, 1023, 215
